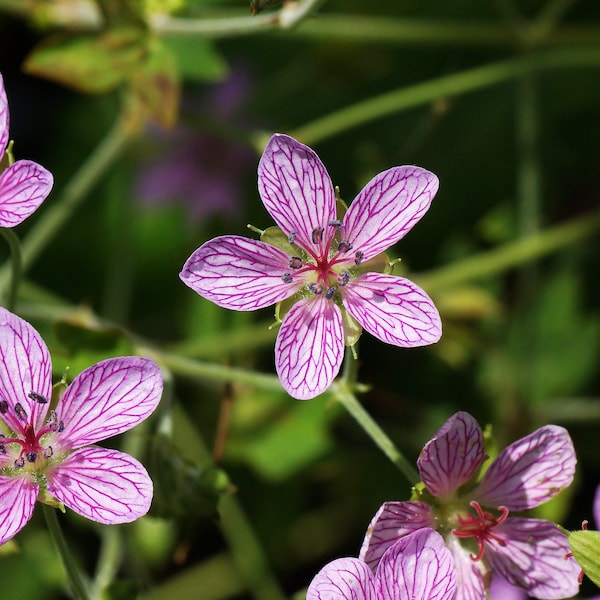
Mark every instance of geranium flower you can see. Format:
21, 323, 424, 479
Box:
0, 308, 163, 545
359, 411, 580, 600
0, 74, 53, 227
180, 133, 441, 399
307, 528, 457, 600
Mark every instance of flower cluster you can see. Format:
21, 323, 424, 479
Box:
0, 308, 163, 545
0, 74, 53, 227
181, 133, 441, 399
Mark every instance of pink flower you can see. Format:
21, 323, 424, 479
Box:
359, 412, 581, 600
180, 133, 441, 399
307, 528, 457, 600
0, 308, 163, 545
0, 74, 53, 227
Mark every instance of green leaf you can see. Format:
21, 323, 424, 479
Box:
24, 28, 147, 93
163, 36, 228, 82
568, 529, 600, 587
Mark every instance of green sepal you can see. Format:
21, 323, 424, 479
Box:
38, 489, 66, 512
341, 307, 362, 346
335, 196, 349, 221
275, 294, 298, 323
260, 226, 296, 255
162, 37, 228, 83
356, 251, 392, 275
568, 529, 600, 587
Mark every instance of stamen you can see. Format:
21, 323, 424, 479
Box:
338, 271, 350, 286
287, 231, 297, 244
44, 446, 54, 459
14, 403, 27, 422
309, 283, 323, 295
0, 445, 5, 455
26, 451, 37, 463
337, 240, 353, 253
14, 457, 25, 468
0, 400, 7, 414
288, 257, 303, 269
281, 273, 293, 284
325, 286, 337, 300
28, 391, 48, 404
58, 421, 65, 433
328, 220, 342, 228
354, 251, 364, 265
311, 227, 324, 244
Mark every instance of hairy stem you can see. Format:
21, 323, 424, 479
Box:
0, 228, 22, 311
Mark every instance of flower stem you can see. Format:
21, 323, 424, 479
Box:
42, 504, 91, 600
90, 528, 122, 600
0, 227, 22, 312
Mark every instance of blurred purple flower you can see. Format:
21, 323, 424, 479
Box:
360, 411, 581, 600
0, 74, 53, 227
307, 528, 457, 600
180, 133, 441, 399
0, 308, 163, 545
135, 69, 255, 224
594, 485, 600, 527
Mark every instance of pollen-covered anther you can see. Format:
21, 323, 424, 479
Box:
325, 286, 337, 300
43, 446, 53, 459
288, 256, 303, 269
26, 451, 37, 463
338, 271, 350, 286
0, 400, 7, 414
312, 227, 324, 244
46, 410, 64, 433
28, 391, 48, 404
14, 403, 27, 422
287, 230, 297, 245
337, 240, 353, 253
328, 220, 342, 228
14, 456, 25, 468
282, 273, 293, 284
309, 282, 323, 295
354, 250, 364, 265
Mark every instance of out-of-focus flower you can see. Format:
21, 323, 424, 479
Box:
180, 133, 441, 399
307, 528, 457, 600
0, 74, 53, 227
360, 411, 580, 600
0, 308, 163, 545
594, 485, 600, 527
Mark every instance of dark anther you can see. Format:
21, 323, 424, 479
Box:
14, 403, 27, 422
325, 286, 337, 300
288, 257, 303, 269
328, 220, 342, 228
0, 400, 7, 414
311, 227, 324, 244
0, 445, 5, 455
338, 271, 350, 286
281, 273, 293, 284
309, 282, 323, 295
28, 391, 48, 404
44, 446, 54, 459
287, 231, 297, 244
58, 422, 65, 433
354, 251, 364, 265
14, 457, 25, 468
337, 240, 353, 253
26, 452, 37, 463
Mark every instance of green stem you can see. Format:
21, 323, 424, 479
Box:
42, 504, 91, 600
0, 228, 22, 312
90, 528, 122, 600
289, 47, 600, 145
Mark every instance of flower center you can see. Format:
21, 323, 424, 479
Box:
451, 500, 509, 561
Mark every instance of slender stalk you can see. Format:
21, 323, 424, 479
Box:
90, 528, 122, 600
42, 504, 91, 600
0, 228, 22, 311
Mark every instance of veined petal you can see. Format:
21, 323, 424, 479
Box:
0, 74, 8, 154
473, 425, 576, 511
417, 411, 485, 499
446, 536, 487, 600
257, 134, 336, 255
180, 235, 299, 310
307, 557, 376, 600
275, 297, 343, 400
343, 166, 438, 262
0, 160, 53, 227
0, 308, 52, 433
359, 501, 436, 571
485, 518, 581, 600
0, 475, 37, 545
47, 446, 152, 524
377, 529, 456, 600
343, 274, 441, 347
56, 357, 162, 450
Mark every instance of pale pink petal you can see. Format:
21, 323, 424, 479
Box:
417, 411, 485, 499
0, 308, 52, 433
359, 501, 436, 571
0, 475, 37, 545
488, 575, 527, 600
485, 517, 581, 599
377, 529, 456, 600
275, 297, 343, 400
180, 235, 299, 310
343, 273, 441, 347
0, 160, 53, 227
56, 357, 162, 450
0, 74, 8, 154
473, 425, 576, 511
307, 557, 376, 600
257, 134, 336, 255
47, 446, 152, 524
446, 536, 487, 600
343, 166, 438, 262
594, 484, 600, 527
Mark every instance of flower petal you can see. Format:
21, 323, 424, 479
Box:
446, 536, 487, 600
275, 297, 343, 400
488, 575, 528, 600
307, 557, 377, 600
343, 273, 441, 347
257, 134, 336, 255
56, 357, 162, 450
180, 235, 298, 310
378, 529, 456, 600
0, 308, 52, 433
473, 425, 576, 511
0, 475, 37, 545
417, 411, 485, 499
359, 501, 436, 571
0, 74, 8, 154
47, 446, 153, 524
343, 166, 438, 262
594, 484, 600, 528
486, 517, 581, 599
0, 160, 53, 227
